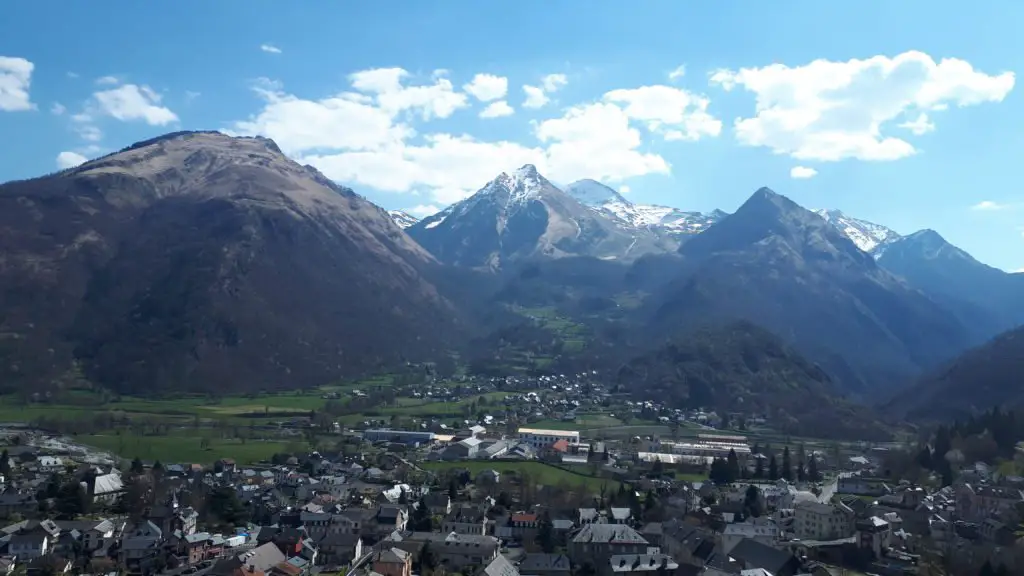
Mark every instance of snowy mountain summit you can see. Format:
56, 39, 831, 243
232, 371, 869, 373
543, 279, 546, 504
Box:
813, 208, 901, 254
565, 179, 726, 238
407, 166, 665, 267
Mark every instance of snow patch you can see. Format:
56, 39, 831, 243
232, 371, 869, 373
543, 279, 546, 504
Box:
813, 208, 901, 255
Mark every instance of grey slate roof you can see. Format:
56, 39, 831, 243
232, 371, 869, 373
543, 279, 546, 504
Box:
481, 553, 520, 576
519, 553, 571, 573
571, 523, 648, 545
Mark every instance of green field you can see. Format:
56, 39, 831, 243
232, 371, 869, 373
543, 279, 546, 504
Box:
78, 432, 305, 465
421, 460, 619, 492
530, 413, 624, 430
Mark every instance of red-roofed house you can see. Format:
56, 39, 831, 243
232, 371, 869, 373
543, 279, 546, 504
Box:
542, 439, 570, 461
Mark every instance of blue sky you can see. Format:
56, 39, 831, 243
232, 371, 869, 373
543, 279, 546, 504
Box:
2, 1, 1023, 270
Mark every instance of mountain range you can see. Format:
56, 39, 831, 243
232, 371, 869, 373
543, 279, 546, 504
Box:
3, 130, 1022, 424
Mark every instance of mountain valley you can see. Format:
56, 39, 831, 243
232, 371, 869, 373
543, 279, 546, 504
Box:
3, 130, 1021, 428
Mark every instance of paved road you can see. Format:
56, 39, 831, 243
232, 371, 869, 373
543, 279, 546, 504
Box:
817, 477, 838, 503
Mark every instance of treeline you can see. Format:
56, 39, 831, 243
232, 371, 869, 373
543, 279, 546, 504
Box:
705, 444, 822, 485
932, 407, 1021, 483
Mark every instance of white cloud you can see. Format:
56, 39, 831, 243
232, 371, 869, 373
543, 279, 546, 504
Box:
69, 112, 102, 142
66, 71, 79, 79
522, 74, 568, 110
184, 90, 201, 103
619, 185, 631, 194
95, 75, 120, 86
0, 56, 35, 111
93, 84, 179, 125
463, 74, 508, 102
479, 100, 513, 119
406, 204, 441, 217
603, 85, 721, 141
790, 166, 818, 179
710, 51, 1015, 162
970, 200, 1007, 211
51, 102, 66, 115
232, 70, 677, 205
349, 67, 468, 120
541, 73, 568, 93
522, 85, 549, 109
303, 133, 542, 204
668, 65, 686, 81
260, 44, 282, 54
56, 151, 88, 169
535, 102, 669, 183
231, 81, 411, 154
898, 112, 935, 135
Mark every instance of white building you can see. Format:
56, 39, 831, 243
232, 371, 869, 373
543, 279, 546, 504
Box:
794, 501, 855, 541
657, 437, 751, 459
517, 428, 580, 449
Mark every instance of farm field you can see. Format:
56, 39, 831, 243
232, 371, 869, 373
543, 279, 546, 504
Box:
77, 432, 306, 464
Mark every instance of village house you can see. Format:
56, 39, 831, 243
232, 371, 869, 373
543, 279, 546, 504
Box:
568, 523, 650, 575
399, 531, 500, 571
442, 504, 488, 535
119, 520, 163, 574
316, 533, 363, 566
793, 501, 855, 541
372, 547, 412, 576
722, 521, 778, 553
955, 484, 1024, 522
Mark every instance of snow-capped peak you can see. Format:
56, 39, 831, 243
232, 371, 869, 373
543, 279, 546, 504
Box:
813, 208, 901, 254
565, 179, 627, 207
477, 164, 548, 206
564, 179, 724, 237
388, 210, 419, 229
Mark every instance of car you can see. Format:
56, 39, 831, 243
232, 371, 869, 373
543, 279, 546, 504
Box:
182, 568, 199, 574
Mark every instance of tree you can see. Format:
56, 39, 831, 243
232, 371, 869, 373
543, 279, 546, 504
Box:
644, 489, 659, 519
651, 458, 664, 478
807, 457, 821, 482
754, 456, 765, 479
208, 486, 249, 526
781, 447, 793, 482
768, 454, 779, 481
743, 485, 763, 518
536, 511, 556, 553
448, 478, 459, 501
55, 481, 89, 519
797, 458, 806, 482
0, 449, 10, 479
130, 457, 144, 475
411, 496, 432, 531
726, 449, 740, 483
709, 458, 732, 485
419, 540, 438, 574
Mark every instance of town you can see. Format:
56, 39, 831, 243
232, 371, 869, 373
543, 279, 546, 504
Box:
0, 371, 1016, 576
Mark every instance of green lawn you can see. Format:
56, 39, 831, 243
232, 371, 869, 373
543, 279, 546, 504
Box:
421, 460, 619, 492
77, 432, 305, 465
